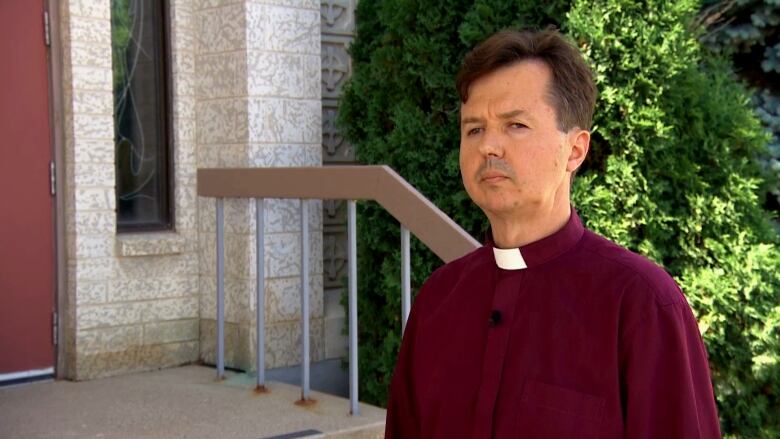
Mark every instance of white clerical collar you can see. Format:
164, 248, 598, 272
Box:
492, 247, 528, 270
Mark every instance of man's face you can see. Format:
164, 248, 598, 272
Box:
459, 60, 588, 220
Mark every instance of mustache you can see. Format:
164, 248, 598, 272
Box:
477, 157, 516, 180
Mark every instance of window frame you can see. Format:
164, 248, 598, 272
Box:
113, 0, 175, 233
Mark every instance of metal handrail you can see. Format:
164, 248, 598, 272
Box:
197, 165, 481, 414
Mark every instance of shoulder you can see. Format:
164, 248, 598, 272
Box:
577, 229, 685, 307
575, 230, 702, 343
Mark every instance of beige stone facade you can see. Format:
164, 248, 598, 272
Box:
57, 0, 345, 380
321, 0, 356, 360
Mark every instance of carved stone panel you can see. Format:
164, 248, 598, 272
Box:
323, 230, 348, 289
323, 199, 346, 226
320, 0, 354, 164
322, 200, 347, 289
321, 0, 355, 35
321, 39, 351, 99
321, 0, 356, 360
322, 105, 354, 162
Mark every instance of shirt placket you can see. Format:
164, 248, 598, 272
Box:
471, 269, 524, 439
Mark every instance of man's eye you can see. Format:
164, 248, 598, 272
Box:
467, 127, 483, 136
510, 122, 527, 129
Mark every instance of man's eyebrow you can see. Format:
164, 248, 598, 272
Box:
460, 109, 528, 125
460, 116, 484, 125
497, 109, 526, 119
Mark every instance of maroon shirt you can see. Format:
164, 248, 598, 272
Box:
385, 210, 721, 438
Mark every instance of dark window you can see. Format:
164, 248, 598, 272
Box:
111, 0, 173, 232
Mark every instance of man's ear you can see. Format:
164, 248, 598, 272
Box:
566, 129, 590, 173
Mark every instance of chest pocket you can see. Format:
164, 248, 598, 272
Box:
514, 380, 605, 439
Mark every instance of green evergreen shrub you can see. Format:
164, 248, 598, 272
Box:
699, 0, 780, 216
567, 1, 779, 436
340, 0, 780, 436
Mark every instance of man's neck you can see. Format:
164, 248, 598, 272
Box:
487, 201, 571, 249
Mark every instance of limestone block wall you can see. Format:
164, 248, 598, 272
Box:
320, 0, 356, 360
195, 0, 324, 372
58, 0, 323, 380
60, 0, 200, 380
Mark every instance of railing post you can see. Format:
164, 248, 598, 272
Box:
300, 199, 311, 401
255, 198, 266, 391
216, 198, 225, 379
401, 225, 411, 335
348, 200, 359, 415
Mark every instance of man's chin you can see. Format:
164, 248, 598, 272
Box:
476, 201, 522, 219
476, 197, 552, 219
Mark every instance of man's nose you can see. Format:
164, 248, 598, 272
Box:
477, 129, 504, 158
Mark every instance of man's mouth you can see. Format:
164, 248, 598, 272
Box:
480, 172, 509, 183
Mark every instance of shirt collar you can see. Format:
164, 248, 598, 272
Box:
485, 207, 585, 270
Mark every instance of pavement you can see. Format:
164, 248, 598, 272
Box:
0, 365, 386, 439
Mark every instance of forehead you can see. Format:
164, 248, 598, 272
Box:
460, 59, 554, 117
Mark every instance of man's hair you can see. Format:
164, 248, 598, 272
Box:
456, 28, 596, 132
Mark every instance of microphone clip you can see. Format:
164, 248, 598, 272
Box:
489, 310, 502, 327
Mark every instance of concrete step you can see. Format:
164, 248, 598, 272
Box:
0, 365, 386, 439
270, 421, 384, 438
325, 422, 385, 438
258, 421, 384, 439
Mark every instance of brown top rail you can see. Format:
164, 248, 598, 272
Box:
197, 165, 481, 263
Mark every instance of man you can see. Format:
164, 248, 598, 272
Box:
385, 29, 721, 438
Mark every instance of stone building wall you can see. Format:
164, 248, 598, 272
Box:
59, 0, 324, 380
60, 0, 200, 380
320, 0, 356, 360
195, 0, 324, 372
